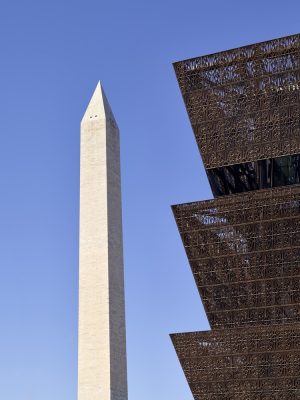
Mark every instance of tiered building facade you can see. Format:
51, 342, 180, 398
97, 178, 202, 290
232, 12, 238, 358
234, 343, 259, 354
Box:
170, 34, 300, 399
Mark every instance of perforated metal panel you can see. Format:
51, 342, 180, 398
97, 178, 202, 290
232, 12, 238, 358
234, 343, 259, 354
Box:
171, 326, 300, 399
174, 34, 300, 169
173, 185, 300, 329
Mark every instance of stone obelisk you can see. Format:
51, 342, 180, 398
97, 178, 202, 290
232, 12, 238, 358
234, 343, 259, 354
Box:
78, 82, 128, 400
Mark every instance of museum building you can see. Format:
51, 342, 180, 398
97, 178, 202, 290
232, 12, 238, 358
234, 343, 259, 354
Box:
171, 34, 300, 399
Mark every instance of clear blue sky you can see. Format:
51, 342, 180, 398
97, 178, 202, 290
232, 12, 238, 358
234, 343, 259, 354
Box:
0, 1, 299, 399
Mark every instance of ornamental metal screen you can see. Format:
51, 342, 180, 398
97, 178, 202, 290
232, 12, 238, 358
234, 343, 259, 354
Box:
171, 34, 300, 399
171, 325, 300, 399
173, 185, 300, 329
174, 34, 300, 169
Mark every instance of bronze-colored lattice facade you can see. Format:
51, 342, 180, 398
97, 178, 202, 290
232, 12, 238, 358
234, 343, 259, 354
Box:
171, 34, 300, 399
171, 325, 300, 399
174, 34, 300, 169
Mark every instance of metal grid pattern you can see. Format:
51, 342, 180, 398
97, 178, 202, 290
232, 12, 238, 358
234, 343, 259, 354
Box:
174, 34, 300, 169
171, 325, 300, 399
173, 185, 300, 328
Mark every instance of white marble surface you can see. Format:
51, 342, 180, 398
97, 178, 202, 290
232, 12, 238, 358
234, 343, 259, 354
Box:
78, 83, 128, 400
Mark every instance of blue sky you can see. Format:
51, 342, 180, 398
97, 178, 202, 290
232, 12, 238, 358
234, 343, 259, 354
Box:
0, 1, 299, 399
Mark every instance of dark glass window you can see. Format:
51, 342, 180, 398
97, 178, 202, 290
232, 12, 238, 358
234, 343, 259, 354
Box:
208, 154, 300, 197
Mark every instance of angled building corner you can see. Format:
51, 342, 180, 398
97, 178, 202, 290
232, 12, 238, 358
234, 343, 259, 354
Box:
78, 82, 128, 400
171, 34, 300, 399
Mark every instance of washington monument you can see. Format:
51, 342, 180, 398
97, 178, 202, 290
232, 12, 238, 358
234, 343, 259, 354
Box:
78, 82, 128, 400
